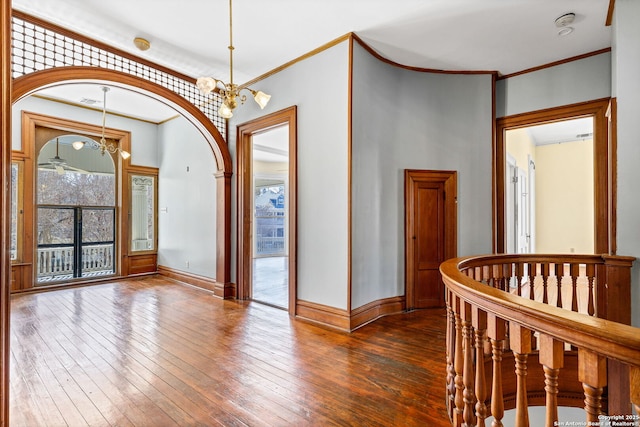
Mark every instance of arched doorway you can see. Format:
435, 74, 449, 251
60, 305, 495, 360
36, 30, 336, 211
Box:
12, 68, 234, 296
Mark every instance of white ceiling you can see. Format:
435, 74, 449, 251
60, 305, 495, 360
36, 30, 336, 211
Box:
527, 117, 593, 146
12, 0, 612, 80
13, 0, 609, 140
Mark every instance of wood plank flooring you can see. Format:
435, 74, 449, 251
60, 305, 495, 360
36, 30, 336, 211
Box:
10, 277, 449, 427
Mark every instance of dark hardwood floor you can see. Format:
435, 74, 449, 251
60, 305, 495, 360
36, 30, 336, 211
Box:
10, 277, 449, 426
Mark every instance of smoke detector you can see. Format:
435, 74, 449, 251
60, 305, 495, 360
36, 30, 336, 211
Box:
555, 13, 575, 36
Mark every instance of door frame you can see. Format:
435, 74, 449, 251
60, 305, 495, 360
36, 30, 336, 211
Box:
236, 106, 297, 315
494, 98, 612, 254
404, 169, 457, 310
19, 112, 130, 289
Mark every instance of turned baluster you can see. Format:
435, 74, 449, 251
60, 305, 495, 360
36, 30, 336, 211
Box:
462, 302, 477, 427
554, 263, 564, 308
586, 264, 596, 316
515, 262, 524, 296
527, 263, 536, 300
446, 290, 456, 416
454, 296, 465, 427
631, 366, 640, 415
492, 264, 500, 290
484, 265, 495, 288
501, 263, 512, 291
473, 308, 488, 427
510, 323, 532, 427
578, 349, 607, 423
539, 334, 564, 427
540, 263, 550, 304
570, 263, 580, 312
487, 314, 506, 427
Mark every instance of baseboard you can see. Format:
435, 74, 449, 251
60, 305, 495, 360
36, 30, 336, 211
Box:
296, 300, 351, 332
350, 296, 406, 330
157, 265, 236, 299
296, 296, 406, 332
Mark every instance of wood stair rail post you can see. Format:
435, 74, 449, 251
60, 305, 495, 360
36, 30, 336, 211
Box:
462, 301, 477, 427
441, 254, 639, 427
539, 334, 564, 427
487, 313, 506, 427
453, 295, 465, 427
472, 307, 488, 427
631, 366, 640, 414
509, 322, 532, 427
447, 289, 457, 418
578, 349, 607, 423
602, 255, 635, 415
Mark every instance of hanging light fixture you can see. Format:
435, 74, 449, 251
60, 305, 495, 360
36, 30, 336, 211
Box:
195, 0, 271, 119
72, 86, 131, 160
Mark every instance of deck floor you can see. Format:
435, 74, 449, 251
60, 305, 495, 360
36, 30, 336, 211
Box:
10, 277, 449, 426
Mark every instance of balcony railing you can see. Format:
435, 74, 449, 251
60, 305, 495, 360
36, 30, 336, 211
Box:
256, 236, 285, 256
37, 243, 115, 282
440, 254, 639, 427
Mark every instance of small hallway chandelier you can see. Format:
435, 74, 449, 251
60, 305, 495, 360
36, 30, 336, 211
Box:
72, 86, 131, 159
196, 0, 271, 119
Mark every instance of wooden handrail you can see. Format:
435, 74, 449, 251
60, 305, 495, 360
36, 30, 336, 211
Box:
440, 254, 639, 426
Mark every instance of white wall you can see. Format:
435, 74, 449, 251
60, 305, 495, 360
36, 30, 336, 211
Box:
534, 140, 594, 254
231, 41, 350, 310
351, 43, 494, 308
496, 52, 611, 118
612, 0, 640, 327
12, 95, 159, 167
157, 116, 217, 278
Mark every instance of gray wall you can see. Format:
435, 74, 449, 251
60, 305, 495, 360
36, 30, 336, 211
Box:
498, 38, 638, 326
612, 0, 640, 328
351, 43, 494, 308
231, 41, 351, 309
157, 116, 217, 278
496, 52, 611, 118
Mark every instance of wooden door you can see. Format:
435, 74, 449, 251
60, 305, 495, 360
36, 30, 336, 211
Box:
405, 170, 457, 309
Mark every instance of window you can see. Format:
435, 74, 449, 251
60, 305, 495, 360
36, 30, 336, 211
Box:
130, 173, 157, 252
10, 161, 22, 261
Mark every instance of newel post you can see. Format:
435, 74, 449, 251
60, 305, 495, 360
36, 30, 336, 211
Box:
602, 255, 635, 415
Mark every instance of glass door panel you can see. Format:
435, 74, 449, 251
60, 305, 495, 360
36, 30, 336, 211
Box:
37, 207, 75, 282
81, 208, 115, 277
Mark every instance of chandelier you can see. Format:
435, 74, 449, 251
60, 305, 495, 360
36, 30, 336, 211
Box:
196, 0, 271, 119
72, 86, 131, 159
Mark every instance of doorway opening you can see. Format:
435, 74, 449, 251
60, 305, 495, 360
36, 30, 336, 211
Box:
237, 107, 297, 314
505, 117, 594, 255
36, 135, 117, 284
495, 99, 612, 255
251, 130, 289, 308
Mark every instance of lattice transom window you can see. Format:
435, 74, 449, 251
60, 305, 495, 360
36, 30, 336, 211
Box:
11, 14, 225, 133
